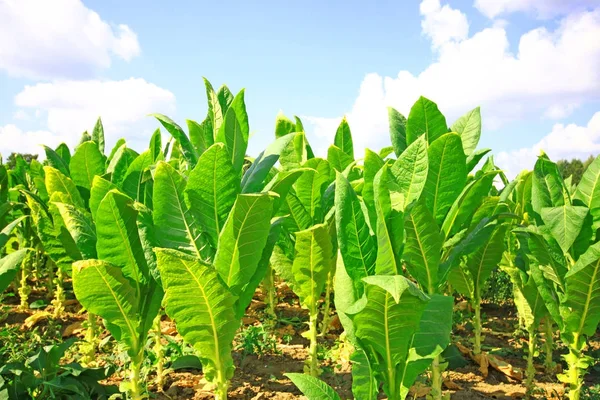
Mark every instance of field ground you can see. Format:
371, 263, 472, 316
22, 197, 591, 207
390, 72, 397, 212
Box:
1, 279, 599, 400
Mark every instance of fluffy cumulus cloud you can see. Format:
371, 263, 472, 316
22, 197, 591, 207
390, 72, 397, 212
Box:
3, 79, 176, 157
0, 0, 141, 79
420, 0, 469, 48
496, 112, 600, 178
0, 125, 67, 159
304, 1, 600, 159
475, 0, 600, 19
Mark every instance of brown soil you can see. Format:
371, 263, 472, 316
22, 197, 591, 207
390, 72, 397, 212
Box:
2, 282, 598, 399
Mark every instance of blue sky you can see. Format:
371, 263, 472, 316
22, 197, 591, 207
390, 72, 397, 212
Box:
1, 0, 599, 177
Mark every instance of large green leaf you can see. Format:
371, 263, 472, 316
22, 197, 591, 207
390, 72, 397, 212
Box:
351, 347, 378, 400
531, 154, 566, 217
286, 373, 341, 400
391, 135, 428, 207
423, 133, 467, 225
388, 107, 407, 156
574, 155, 600, 210
290, 223, 333, 312
274, 111, 296, 138
44, 166, 85, 209
373, 166, 404, 275
215, 107, 246, 174
363, 149, 385, 227
563, 242, 600, 338
204, 78, 224, 138
540, 205, 589, 254
216, 84, 233, 114
451, 107, 481, 156
0, 249, 28, 294
54, 202, 97, 259
0, 216, 27, 249
229, 89, 249, 142
153, 161, 207, 258
279, 132, 310, 171
335, 173, 376, 291
406, 96, 448, 145
214, 194, 274, 295
72, 260, 139, 353
348, 275, 429, 399
107, 145, 139, 187
96, 190, 149, 294
90, 176, 118, 222
294, 158, 331, 223
334, 117, 354, 159
185, 143, 239, 248
262, 168, 307, 213
241, 133, 296, 193
152, 114, 198, 167
121, 150, 154, 203
69, 141, 106, 192
187, 119, 213, 156
403, 200, 443, 293
91, 117, 105, 154
327, 145, 353, 173
43, 145, 70, 177
467, 225, 507, 298
155, 248, 238, 384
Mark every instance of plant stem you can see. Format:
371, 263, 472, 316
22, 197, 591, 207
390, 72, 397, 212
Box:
51, 267, 65, 318
129, 353, 144, 400
543, 318, 555, 374
320, 270, 333, 336
214, 367, 229, 400
473, 297, 482, 355
81, 312, 98, 366
430, 354, 444, 400
308, 310, 319, 377
264, 264, 276, 322
18, 255, 31, 310
564, 340, 584, 400
153, 313, 165, 389
525, 330, 536, 399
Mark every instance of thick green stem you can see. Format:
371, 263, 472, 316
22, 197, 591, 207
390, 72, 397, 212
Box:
264, 264, 276, 322
525, 330, 536, 399
81, 312, 98, 366
308, 311, 319, 377
129, 354, 144, 400
213, 367, 229, 400
564, 342, 585, 400
46, 260, 55, 300
430, 354, 444, 400
153, 314, 165, 389
18, 257, 31, 310
473, 297, 482, 355
543, 318, 555, 374
320, 270, 333, 336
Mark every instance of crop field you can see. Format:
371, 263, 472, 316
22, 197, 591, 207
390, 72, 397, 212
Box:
0, 79, 599, 400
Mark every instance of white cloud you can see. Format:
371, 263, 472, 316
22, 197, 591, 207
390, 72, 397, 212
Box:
420, 0, 469, 48
496, 112, 600, 178
475, 0, 600, 19
304, 5, 600, 158
12, 110, 30, 121
8, 78, 176, 155
0, 0, 141, 79
0, 124, 67, 159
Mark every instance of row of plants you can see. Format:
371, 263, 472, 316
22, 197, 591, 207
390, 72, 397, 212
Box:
0, 78, 599, 400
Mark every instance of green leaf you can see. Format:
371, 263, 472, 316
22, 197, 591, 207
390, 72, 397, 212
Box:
214, 194, 274, 295
122, 150, 154, 203
241, 133, 296, 193
216, 84, 234, 114
351, 347, 378, 400
262, 168, 307, 213
106, 145, 138, 187
280, 132, 310, 171
72, 260, 139, 354
406, 96, 448, 145
0, 249, 28, 294
404, 200, 443, 293
466, 149, 491, 173
0, 216, 27, 249
89, 176, 118, 222
153, 161, 206, 258
54, 202, 97, 259
43, 145, 70, 177
229, 89, 249, 143
334, 117, 354, 159
69, 141, 106, 192
149, 128, 162, 162
563, 242, 600, 337
388, 107, 407, 156
44, 166, 85, 209
274, 111, 296, 138
363, 149, 385, 227
96, 190, 149, 293
187, 119, 213, 156
294, 158, 331, 222
335, 173, 376, 292
467, 225, 507, 298
92, 117, 105, 154
391, 135, 428, 207
451, 107, 481, 156
285, 373, 341, 400
215, 107, 247, 174
290, 223, 333, 312
327, 145, 353, 173
204, 78, 224, 138
107, 138, 126, 165
152, 114, 198, 167
541, 205, 589, 254
532, 154, 566, 217
574, 155, 600, 210
185, 143, 239, 248
155, 248, 237, 385
55, 143, 72, 168
423, 133, 467, 225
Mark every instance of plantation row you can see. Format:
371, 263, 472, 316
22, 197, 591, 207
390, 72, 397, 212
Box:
0, 78, 598, 400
